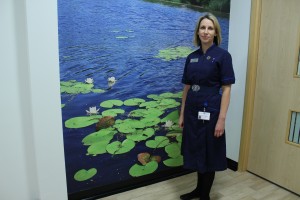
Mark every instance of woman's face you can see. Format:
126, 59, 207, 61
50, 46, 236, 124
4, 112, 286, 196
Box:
198, 18, 216, 46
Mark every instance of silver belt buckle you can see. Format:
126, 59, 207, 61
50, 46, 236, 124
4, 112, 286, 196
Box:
192, 85, 200, 92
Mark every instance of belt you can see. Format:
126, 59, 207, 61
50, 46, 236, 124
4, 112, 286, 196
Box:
189, 85, 220, 94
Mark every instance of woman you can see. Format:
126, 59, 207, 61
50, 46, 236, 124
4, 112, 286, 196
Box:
179, 13, 235, 200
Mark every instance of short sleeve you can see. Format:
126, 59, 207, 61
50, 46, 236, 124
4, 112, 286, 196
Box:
220, 52, 235, 85
181, 57, 192, 85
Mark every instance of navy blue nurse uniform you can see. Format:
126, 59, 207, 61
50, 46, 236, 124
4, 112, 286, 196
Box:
181, 44, 235, 173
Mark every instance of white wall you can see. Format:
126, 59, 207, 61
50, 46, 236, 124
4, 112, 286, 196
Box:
0, 0, 67, 199
227, 0, 251, 161
0, 0, 250, 199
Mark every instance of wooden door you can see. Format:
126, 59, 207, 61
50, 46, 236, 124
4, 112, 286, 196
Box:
245, 0, 300, 194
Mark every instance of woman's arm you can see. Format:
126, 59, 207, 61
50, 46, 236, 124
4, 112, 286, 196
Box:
179, 84, 191, 128
214, 84, 232, 137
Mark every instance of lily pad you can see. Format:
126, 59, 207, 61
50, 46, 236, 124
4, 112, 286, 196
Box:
74, 168, 97, 181
163, 155, 183, 167
114, 119, 145, 134
129, 161, 158, 177
65, 115, 102, 128
100, 99, 123, 108
121, 119, 145, 129
126, 128, 155, 142
129, 109, 147, 117
82, 128, 116, 145
146, 136, 170, 148
61, 104, 65, 108
146, 95, 179, 104
130, 108, 164, 118
87, 141, 111, 156
173, 91, 183, 98
176, 135, 182, 143
140, 117, 161, 127
116, 124, 136, 134
61, 80, 105, 94
161, 100, 180, 107
139, 101, 159, 109
106, 139, 135, 154
144, 108, 164, 118
161, 110, 179, 123
102, 109, 125, 117
170, 126, 182, 131
165, 125, 182, 133
163, 102, 181, 109
159, 92, 175, 98
124, 98, 145, 106
166, 131, 182, 137
147, 94, 161, 100
155, 46, 193, 61
118, 124, 136, 134
61, 80, 75, 87
165, 143, 181, 158
159, 98, 177, 106
92, 89, 105, 93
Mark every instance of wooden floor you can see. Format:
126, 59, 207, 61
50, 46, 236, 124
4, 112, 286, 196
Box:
100, 169, 299, 200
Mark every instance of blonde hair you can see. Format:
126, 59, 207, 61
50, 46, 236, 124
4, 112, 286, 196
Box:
193, 13, 222, 47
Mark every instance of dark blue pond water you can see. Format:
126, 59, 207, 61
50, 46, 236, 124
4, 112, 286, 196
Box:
58, 0, 229, 194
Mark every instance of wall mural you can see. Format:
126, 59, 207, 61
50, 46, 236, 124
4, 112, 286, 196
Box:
58, 0, 230, 198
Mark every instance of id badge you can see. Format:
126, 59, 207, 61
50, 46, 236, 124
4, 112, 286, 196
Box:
198, 111, 210, 120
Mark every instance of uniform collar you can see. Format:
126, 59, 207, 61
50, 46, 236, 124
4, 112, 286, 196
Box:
199, 43, 216, 54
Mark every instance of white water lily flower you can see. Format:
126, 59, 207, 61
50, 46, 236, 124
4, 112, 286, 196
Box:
108, 77, 116, 83
163, 120, 174, 128
86, 106, 100, 115
107, 77, 117, 88
108, 82, 116, 88
85, 78, 94, 84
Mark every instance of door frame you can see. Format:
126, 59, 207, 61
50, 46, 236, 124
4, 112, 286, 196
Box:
238, 0, 262, 171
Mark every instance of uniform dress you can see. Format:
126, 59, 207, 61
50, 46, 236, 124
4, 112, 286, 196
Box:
181, 44, 235, 173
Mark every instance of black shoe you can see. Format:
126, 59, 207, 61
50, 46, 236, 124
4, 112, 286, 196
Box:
180, 190, 200, 200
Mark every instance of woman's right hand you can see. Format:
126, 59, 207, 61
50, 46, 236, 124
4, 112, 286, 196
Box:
178, 115, 184, 128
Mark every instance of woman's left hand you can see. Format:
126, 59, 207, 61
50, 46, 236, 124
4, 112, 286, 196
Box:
214, 118, 225, 137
